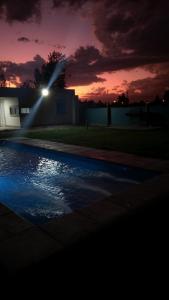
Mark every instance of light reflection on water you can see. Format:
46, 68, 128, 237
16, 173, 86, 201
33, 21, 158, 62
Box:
0, 142, 156, 224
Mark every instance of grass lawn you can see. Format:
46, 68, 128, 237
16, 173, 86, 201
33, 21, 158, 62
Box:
22, 126, 169, 160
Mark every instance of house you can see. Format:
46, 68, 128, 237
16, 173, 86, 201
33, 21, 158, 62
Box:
0, 87, 79, 128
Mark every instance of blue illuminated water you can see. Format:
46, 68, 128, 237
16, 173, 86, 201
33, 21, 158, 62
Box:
0, 141, 158, 224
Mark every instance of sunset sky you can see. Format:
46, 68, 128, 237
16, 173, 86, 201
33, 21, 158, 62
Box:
0, 0, 169, 102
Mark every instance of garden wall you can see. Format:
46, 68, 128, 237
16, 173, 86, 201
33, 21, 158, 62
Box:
85, 104, 169, 127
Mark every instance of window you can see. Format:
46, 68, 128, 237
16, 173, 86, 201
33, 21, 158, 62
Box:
9, 106, 19, 117
21, 107, 30, 114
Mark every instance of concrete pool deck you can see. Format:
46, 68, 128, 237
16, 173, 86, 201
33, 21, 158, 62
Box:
0, 138, 169, 275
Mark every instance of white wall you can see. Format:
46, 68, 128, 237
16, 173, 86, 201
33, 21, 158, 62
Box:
0, 97, 20, 127
0, 99, 6, 126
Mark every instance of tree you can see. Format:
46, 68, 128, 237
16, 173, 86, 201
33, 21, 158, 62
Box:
153, 94, 161, 104
20, 80, 35, 88
34, 51, 66, 89
163, 90, 169, 103
0, 72, 6, 87
117, 93, 129, 105
34, 68, 42, 88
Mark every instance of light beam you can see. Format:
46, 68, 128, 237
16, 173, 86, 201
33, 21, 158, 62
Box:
15, 60, 66, 138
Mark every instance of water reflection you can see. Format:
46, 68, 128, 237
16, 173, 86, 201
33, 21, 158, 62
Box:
0, 141, 150, 224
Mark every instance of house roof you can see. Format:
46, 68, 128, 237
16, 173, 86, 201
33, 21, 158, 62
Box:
0, 87, 75, 98
0, 87, 38, 98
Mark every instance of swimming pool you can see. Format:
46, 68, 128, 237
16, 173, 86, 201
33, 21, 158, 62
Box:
0, 140, 158, 224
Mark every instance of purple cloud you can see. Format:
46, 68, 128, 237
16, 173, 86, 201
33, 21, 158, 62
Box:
17, 37, 30, 42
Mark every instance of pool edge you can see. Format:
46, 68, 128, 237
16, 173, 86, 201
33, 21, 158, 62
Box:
1, 138, 169, 274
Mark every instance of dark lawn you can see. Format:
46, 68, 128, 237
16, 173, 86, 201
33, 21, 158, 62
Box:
23, 126, 169, 160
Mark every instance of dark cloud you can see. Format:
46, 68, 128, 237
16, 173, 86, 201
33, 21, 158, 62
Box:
92, 0, 169, 62
67, 46, 105, 86
1, 0, 169, 70
67, 45, 169, 100
0, 46, 106, 87
67, 45, 168, 87
1, 0, 169, 71
52, 0, 88, 9
1, 0, 169, 97
33, 39, 44, 44
84, 62, 169, 102
1, 43, 166, 90
1, 44, 169, 100
0, 0, 41, 22
67, 72, 105, 86
52, 0, 169, 98
51, 0, 169, 100
0, 55, 45, 85
17, 37, 30, 42
0, 0, 87, 22
52, 0, 169, 69
17, 37, 44, 44
127, 63, 169, 101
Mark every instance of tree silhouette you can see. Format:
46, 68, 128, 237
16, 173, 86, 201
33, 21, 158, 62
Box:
34, 68, 42, 88
163, 90, 169, 103
34, 51, 66, 89
153, 94, 161, 104
20, 80, 35, 88
117, 93, 129, 105
0, 72, 6, 87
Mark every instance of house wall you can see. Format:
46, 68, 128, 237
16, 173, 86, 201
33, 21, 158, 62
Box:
0, 88, 79, 128
19, 89, 78, 127
0, 99, 5, 126
0, 97, 20, 127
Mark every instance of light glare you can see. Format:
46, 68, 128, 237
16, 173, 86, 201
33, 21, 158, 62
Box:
42, 88, 49, 97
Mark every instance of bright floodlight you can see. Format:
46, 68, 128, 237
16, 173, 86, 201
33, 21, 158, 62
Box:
41, 88, 49, 97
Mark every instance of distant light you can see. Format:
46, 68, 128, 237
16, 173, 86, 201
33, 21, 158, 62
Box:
41, 88, 49, 97
162, 99, 165, 103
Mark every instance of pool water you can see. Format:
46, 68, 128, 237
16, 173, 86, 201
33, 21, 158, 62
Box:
0, 141, 158, 224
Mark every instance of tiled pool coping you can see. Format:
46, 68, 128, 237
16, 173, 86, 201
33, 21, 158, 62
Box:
1, 137, 169, 274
